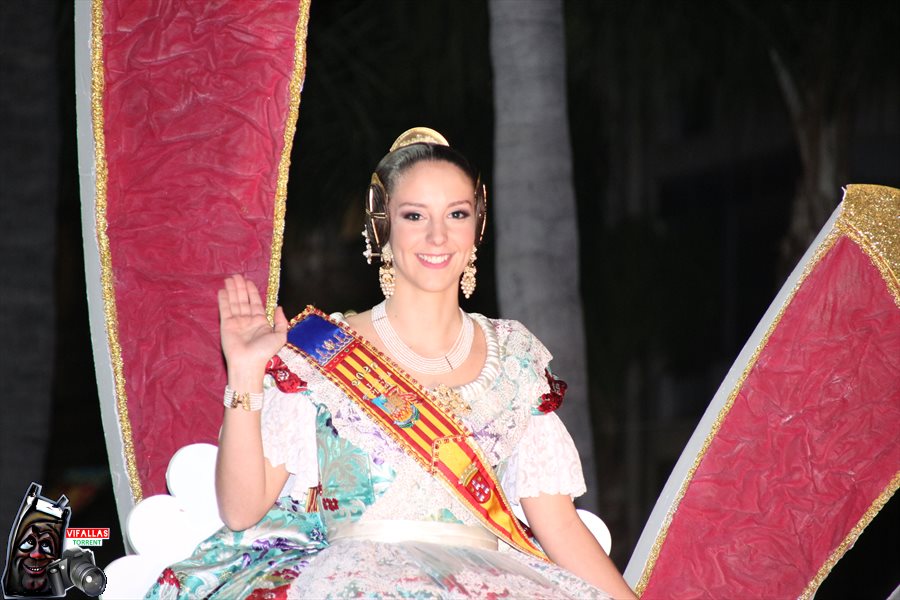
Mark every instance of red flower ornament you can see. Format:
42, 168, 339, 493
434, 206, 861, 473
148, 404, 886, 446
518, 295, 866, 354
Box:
536, 369, 567, 414
266, 355, 307, 393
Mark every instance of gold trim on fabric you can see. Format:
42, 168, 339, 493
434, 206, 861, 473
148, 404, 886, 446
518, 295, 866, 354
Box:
798, 472, 900, 600
91, 0, 142, 503
634, 230, 842, 595
637, 185, 900, 595
836, 184, 900, 309
266, 0, 312, 320
788, 184, 900, 598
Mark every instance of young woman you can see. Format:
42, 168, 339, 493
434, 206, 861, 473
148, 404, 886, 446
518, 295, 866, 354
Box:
149, 128, 636, 599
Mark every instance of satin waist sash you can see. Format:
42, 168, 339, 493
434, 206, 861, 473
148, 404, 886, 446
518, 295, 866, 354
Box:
328, 519, 499, 551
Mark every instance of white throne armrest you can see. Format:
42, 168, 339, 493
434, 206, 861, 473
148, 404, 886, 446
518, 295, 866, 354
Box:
102, 444, 222, 599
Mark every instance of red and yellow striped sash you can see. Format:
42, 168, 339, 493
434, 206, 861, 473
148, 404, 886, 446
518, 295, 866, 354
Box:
284, 306, 549, 561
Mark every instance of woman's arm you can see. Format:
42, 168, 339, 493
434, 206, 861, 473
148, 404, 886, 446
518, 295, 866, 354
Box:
215, 405, 289, 530
214, 274, 290, 530
521, 494, 637, 599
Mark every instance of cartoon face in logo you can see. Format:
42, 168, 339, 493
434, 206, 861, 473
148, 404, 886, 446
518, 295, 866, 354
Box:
2, 483, 69, 598
7, 518, 61, 594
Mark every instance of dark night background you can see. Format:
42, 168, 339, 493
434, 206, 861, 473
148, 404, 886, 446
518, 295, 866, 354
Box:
1, 0, 898, 598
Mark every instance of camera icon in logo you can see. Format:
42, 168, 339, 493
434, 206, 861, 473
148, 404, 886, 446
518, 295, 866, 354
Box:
47, 547, 106, 597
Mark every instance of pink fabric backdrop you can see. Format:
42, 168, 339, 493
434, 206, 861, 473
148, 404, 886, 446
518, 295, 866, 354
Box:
642, 235, 900, 598
100, 0, 305, 497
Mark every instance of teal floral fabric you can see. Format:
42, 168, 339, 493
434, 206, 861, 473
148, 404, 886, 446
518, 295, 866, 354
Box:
146, 496, 325, 599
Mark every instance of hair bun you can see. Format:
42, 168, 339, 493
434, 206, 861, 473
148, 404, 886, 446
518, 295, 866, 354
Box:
389, 127, 450, 152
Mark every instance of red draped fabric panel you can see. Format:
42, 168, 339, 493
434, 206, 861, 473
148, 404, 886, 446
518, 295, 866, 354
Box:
639, 186, 900, 598
95, 0, 310, 499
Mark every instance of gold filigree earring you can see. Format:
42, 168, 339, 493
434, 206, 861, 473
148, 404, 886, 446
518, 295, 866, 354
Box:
379, 244, 395, 298
460, 248, 477, 299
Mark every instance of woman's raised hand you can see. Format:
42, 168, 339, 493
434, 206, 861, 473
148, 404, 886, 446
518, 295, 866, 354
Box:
215, 275, 291, 528
218, 274, 289, 378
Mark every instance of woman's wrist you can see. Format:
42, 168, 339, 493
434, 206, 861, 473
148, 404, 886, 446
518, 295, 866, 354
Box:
226, 368, 267, 394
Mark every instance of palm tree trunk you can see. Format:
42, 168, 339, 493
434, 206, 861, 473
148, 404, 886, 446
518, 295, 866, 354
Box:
489, 0, 596, 510
769, 48, 849, 272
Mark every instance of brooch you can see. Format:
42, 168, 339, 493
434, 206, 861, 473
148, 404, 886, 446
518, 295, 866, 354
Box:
430, 384, 470, 415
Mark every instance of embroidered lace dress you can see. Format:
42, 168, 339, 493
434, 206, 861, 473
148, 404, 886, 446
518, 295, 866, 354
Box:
146, 316, 609, 599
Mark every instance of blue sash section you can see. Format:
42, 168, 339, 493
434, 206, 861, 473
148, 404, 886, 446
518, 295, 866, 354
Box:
286, 311, 353, 366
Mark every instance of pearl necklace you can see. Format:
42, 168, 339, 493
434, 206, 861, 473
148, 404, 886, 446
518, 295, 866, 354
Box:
452, 313, 501, 403
371, 301, 474, 374
430, 313, 502, 415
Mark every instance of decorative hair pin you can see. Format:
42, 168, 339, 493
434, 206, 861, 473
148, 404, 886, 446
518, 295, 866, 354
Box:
389, 127, 449, 152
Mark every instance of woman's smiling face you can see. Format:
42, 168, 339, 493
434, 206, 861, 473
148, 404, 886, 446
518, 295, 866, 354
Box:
386, 160, 477, 296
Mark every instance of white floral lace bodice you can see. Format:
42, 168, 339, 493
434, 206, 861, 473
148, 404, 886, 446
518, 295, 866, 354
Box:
260, 314, 586, 524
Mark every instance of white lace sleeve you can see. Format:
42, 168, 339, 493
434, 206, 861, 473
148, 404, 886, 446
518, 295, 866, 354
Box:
502, 412, 587, 502
260, 375, 318, 498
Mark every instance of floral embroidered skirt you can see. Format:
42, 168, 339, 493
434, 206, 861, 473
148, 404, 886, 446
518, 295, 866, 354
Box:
146, 499, 609, 599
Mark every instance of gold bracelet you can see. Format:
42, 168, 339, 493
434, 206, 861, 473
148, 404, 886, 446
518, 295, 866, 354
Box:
223, 386, 263, 411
